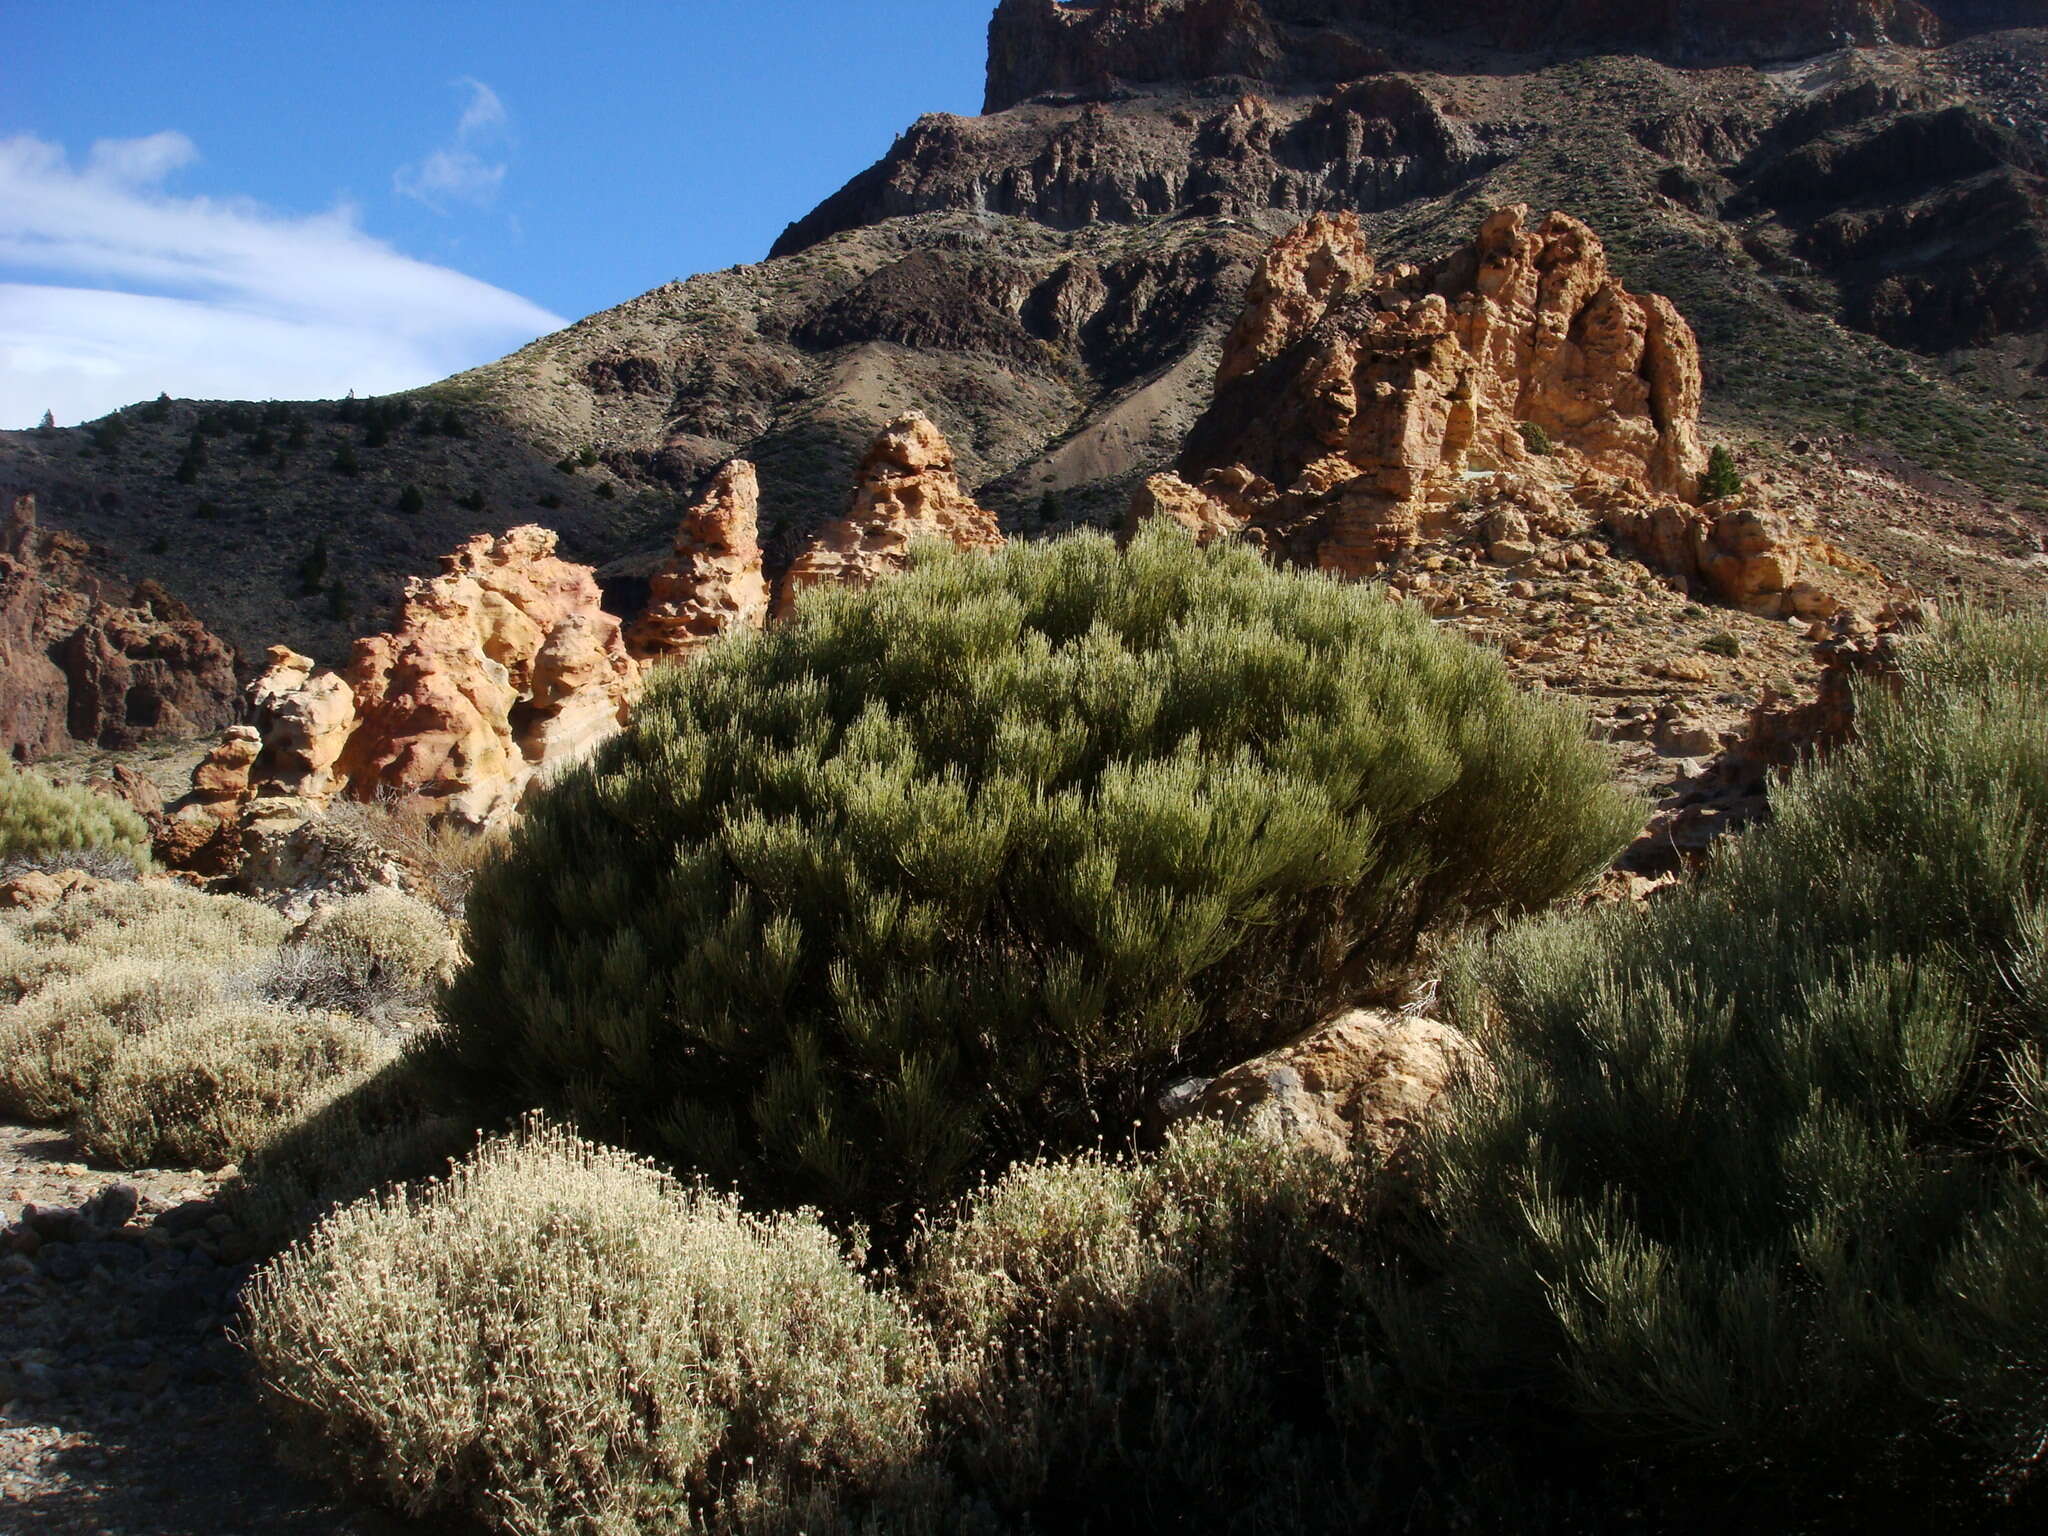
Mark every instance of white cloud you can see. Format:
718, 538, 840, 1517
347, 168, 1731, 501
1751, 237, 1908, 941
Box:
396, 78, 511, 212
0, 131, 564, 428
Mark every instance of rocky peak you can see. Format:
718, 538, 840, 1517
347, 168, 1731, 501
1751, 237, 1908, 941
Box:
775, 413, 1006, 619
985, 0, 1955, 113
247, 527, 640, 826
626, 460, 771, 663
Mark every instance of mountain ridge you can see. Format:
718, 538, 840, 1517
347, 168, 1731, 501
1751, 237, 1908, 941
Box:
0, 4, 2043, 752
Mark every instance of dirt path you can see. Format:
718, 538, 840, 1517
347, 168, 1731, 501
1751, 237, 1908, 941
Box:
0, 1123, 410, 1535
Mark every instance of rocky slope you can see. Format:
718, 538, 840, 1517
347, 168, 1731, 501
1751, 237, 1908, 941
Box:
0, 2, 2041, 686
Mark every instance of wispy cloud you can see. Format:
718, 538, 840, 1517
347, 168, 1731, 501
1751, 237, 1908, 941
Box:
0, 131, 563, 427
395, 78, 511, 212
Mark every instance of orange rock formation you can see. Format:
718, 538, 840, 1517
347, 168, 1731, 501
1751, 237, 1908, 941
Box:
775, 412, 1005, 619
626, 460, 771, 663
248, 527, 639, 826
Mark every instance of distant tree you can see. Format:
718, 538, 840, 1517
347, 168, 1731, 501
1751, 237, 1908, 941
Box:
440, 410, 469, 439
37, 410, 55, 433
364, 419, 389, 449
298, 537, 331, 596
140, 392, 171, 423
326, 581, 353, 622
1701, 444, 1744, 501
1518, 420, 1556, 457
456, 488, 486, 513
194, 501, 221, 522
398, 483, 426, 515
594, 480, 616, 500
287, 420, 310, 451
332, 443, 361, 476
173, 427, 206, 484
246, 428, 276, 457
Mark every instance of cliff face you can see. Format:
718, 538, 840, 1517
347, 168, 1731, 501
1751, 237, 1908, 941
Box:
774, 78, 1529, 256
2, 2, 2042, 695
983, 0, 1961, 113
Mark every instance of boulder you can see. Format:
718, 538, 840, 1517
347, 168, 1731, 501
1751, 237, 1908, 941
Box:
625, 460, 771, 663
155, 726, 261, 876
1167, 1008, 1476, 1166
1122, 472, 1245, 546
775, 413, 1005, 618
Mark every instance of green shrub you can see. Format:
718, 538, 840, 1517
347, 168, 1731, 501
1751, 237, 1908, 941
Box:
274, 889, 458, 1020
1700, 443, 1744, 500
0, 879, 284, 1004
443, 525, 1640, 1225
0, 880, 394, 1172
1701, 630, 1742, 659
1518, 420, 1556, 456
72, 1004, 388, 1170
1416, 606, 2048, 1523
913, 1123, 1369, 1531
0, 768, 151, 870
242, 1117, 934, 1535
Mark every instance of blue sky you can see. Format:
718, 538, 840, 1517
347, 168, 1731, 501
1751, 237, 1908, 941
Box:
3, 1, 990, 427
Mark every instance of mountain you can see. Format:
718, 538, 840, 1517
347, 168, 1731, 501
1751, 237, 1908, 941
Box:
0, 0, 2043, 735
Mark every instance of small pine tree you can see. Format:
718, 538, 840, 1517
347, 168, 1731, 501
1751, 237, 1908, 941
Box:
398, 483, 425, 515
1701, 443, 1744, 500
37, 410, 55, 433
173, 427, 206, 484
455, 489, 486, 513
1518, 420, 1556, 457
286, 420, 310, 451
440, 410, 468, 439
326, 581, 353, 622
140, 392, 172, 423
332, 443, 360, 476
297, 537, 330, 596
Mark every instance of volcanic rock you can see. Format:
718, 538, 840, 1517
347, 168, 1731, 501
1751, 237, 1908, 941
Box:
778, 77, 1520, 255
1168, 1007, 1477, 1165
984, 0, 1948, 114
625, 461, 771, 663
249, 527, 639, 826
1179, 206, 1709, 576
1217, 210, 1374, 386
776, 413, 1007, 618
0, 494, 236, 761
1123, 472, 1247, 544
155, 726, 261, 876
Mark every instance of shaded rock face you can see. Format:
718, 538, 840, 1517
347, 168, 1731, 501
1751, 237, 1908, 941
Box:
1721, 88, 2048, 353
0, 494, 237, 762
249, 528, 640, 826
625, 461, 771, 664
776, 413, 1007, 618
776, 78, 1525, 256
984, 0, 1948, 113
154, 725, 261, 877
1178, 207, 1709, 576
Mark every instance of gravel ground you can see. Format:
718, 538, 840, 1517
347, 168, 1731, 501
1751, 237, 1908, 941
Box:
0, 1123, 412, 1535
